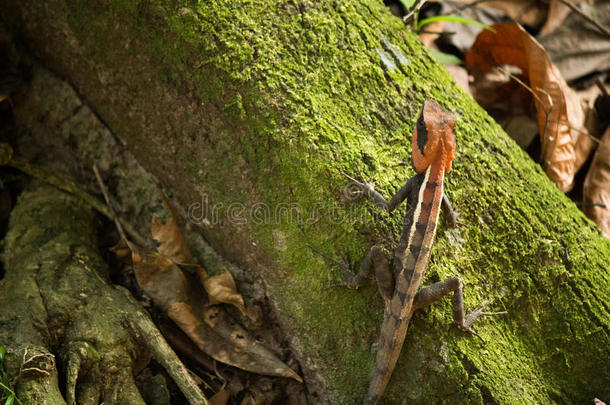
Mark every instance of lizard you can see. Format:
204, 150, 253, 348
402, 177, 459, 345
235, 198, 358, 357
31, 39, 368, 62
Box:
337, 99, 505, 404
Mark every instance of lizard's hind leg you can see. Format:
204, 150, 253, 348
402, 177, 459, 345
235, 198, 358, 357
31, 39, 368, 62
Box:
311, 243, 395, 303
413, 276, 506, 343
354, 246, 394, 302
352, 245, 394, 301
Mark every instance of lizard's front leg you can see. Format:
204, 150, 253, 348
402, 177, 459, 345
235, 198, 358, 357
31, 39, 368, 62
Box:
412, 276, 506, 342
340, 245, 394, 302
345, 173, 420, 213
309, 242, 394, 301
348, 172, 458, 227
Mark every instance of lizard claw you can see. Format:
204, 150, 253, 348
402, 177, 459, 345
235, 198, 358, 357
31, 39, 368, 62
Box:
465, 299, 507, 327
461, 326, 486, 345
307, 242, 359, 289
460, 299, 507, 344
342, 161, 375, 188
341, 171, 362, 184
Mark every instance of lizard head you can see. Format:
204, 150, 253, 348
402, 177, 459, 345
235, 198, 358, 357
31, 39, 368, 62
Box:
411, 99, 455, 174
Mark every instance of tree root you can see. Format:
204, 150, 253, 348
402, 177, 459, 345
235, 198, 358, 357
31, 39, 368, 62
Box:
0, 184, 208, 404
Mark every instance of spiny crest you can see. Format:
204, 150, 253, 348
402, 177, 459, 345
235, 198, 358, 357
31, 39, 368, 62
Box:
412, 99, 455, 174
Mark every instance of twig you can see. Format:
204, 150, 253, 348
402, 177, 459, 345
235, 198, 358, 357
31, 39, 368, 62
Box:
596, 77, 608, 97
93, 164, 135, 250
0, 144, 148, 247
402, 0, 428, 24
556, 0, 610, 38
132, 313, 209, 405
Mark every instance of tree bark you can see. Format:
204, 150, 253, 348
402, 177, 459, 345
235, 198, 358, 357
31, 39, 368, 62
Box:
2, 1, 609, 403
0, 184, 207, 405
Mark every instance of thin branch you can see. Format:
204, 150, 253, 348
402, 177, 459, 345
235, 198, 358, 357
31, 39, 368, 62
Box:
0, 144, 148, 247
556, 0, 610, 38
596, 77, 608, 97
93, 164, 134, 249
402, 0, 427, 24
495, 66, 553, 157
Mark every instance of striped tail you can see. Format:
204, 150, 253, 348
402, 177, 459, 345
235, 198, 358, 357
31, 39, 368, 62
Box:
364, 161, 446, 405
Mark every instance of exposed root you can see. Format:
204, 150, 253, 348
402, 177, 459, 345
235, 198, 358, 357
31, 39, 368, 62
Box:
0, 185, 208, 404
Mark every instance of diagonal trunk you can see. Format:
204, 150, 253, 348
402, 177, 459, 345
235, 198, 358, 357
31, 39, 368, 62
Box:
2, 1, 609, 403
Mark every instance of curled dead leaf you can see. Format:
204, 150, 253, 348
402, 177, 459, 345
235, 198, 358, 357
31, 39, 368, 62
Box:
466, 22, 586, 191
151, 193, 193, 264
209, 388, 230, 405
110, 238, 131, 260
151, 215, 193, 263
539, 1, 610, 81
157, 319, 217, 373
131, 248, 195, 308
201, 270, 247, 316
539, 0, 574, 35
573, 83, 610, 171
117, 190, 301, 381
131, 246, 301, 381
583, 127, 610, 239
150, 193, 246, 313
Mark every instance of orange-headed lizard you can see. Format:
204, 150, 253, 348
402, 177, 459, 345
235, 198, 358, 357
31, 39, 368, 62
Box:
340, 100, 505, 404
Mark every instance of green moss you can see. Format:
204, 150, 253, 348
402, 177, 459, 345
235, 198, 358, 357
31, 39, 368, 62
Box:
11, 0, 610, 402
116, 0, 610, 402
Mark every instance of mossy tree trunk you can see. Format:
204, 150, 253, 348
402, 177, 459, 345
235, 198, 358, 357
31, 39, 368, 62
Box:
2, 1, 609, 403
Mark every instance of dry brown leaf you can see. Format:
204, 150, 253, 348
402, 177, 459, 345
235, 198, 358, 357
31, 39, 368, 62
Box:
538, 1, 610, 81
157, 318, 217, 372
151, 192, 247, 316
449, 0, 548, 28
130, 247, 301, 381
151, 193, 193, 264
466, 22, 586, 191
573, 82, 610, 171
583, 127, 610, 239
110, 237, 131, 260
198, 268, 247, 316
120, 190, 301, 381
151, 215, 193, 263
539, 0, 574, 35
210, 388, 230, 405
131, 248, 193, 310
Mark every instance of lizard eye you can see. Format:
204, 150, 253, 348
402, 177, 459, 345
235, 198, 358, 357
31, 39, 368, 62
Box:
416, 116, 426, 139
415, 114, 428, 155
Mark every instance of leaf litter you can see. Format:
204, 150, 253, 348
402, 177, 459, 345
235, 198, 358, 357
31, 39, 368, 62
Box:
93, 165, 302, 396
